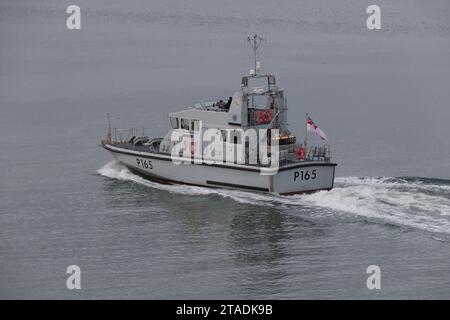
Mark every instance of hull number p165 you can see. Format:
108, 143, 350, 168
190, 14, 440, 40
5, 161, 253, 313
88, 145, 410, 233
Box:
294, 169, 316, 181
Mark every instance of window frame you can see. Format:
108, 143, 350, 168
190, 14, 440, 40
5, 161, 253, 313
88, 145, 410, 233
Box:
170, 117, 179, 129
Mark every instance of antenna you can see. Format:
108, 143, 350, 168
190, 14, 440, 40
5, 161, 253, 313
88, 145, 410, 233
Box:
247, 34, 263, 75
107, 112, 112, 143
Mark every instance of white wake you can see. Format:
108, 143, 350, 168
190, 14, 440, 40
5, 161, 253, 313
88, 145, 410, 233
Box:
98, 161, 450, 234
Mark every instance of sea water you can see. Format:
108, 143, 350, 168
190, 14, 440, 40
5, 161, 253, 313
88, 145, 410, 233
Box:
1, 0, 450, 299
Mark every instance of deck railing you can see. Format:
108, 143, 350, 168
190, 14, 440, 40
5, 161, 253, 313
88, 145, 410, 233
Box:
279, 144, 331, 164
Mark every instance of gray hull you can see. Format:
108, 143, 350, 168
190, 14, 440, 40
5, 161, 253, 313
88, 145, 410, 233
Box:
103, 144, 336, 195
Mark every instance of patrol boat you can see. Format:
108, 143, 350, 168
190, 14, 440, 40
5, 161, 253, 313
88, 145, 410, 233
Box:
100, 35, 336, 195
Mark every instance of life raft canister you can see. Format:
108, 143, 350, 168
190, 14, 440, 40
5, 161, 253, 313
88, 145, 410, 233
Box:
259, 111, 267, 124
255, 111, 264, 125
296, 146, 305, 159
255, 109, 273, 124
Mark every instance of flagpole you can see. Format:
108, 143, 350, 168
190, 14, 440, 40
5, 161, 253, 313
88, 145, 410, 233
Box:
304, 112, 308, 147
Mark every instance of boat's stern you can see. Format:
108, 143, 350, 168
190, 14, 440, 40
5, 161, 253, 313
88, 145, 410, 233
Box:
271, 162, 336, 195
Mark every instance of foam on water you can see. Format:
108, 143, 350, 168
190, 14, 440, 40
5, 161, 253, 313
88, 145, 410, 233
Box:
296, 177, 450, 234
98, 161, 450, 234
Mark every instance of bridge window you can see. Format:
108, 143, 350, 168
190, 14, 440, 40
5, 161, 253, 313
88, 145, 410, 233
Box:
170, 117, 179, 129
180, 118, 190, 130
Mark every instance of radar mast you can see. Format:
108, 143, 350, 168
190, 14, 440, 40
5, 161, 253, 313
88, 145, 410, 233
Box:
247, 34, 263, 75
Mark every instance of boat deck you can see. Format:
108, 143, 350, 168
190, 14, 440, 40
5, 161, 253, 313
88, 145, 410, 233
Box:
107, 141, 331, 168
